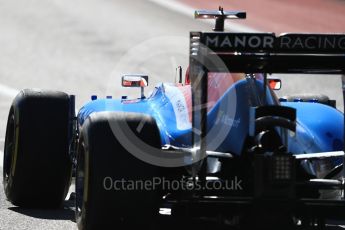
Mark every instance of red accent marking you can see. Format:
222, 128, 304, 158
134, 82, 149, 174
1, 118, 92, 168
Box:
177, 73, 245, 122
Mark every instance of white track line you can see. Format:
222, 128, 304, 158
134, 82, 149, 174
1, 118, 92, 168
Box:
0, 83, 19, 98
148, 0, 260, 32
0, 150, 3, 168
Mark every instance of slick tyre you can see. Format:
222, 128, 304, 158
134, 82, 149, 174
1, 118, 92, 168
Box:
3, 89, 72, 208
76, 112, 163, 230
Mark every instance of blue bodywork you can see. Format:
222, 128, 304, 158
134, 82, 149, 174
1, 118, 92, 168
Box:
78, 79, 343, 163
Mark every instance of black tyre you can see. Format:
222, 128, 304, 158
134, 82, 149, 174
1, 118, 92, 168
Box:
76, 112, 163, 230
3, 89, 73, 208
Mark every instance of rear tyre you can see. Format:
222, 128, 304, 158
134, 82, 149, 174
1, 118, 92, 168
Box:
76, 112, 163, 230
3, 89, 72, 208
282, 94, 335, 107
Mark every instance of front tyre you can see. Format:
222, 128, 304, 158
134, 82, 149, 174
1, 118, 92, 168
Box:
3, 89, 73, 208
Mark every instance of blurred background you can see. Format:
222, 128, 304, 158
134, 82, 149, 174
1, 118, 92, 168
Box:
180, 0, 345, 33
0, 0, 344, 109
0, 0, 344, 229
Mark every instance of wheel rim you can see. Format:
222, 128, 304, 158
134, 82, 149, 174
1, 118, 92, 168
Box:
3, 113, 15, 187
76, 143, 85, 220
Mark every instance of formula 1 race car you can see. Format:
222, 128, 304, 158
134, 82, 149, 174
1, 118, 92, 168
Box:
3, 8, 345, 230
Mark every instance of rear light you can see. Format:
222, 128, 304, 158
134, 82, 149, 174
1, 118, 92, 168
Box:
273, 155, 293, 181
254, 154, 296, 198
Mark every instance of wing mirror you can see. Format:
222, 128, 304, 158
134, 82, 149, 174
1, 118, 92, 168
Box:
122, 75, 148, 88
268, 79, 282, 90
121, 74, 149, 99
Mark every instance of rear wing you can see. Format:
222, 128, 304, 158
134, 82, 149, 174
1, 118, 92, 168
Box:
189, 31, 345, 166
190, 32, 345, 73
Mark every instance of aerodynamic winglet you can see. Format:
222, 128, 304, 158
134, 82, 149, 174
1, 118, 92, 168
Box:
195, 7, 246, 31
